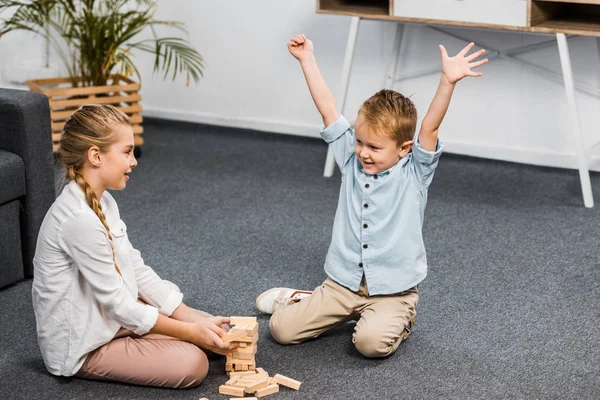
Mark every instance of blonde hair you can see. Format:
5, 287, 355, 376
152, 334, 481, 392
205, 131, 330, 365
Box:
56, 104, 131, 275
358, 89, 417, 146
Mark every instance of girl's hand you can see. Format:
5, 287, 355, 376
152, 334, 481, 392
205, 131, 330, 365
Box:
439, 42, 488, 85
288, 34, 314, 62
187, 316, 237, 355
193, 309, 230, 332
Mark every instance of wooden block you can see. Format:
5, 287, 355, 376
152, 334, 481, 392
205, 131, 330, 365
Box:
245, 377, 269, 393
225, 376, 239, 385
198, 398, 209, 400
231, 380, 250, 388
241, 363, 248, 371
237, 345, 256, 354
256, 368, 268, 375
230, 316, 257, 325
233, 351, 255, 360
231, 324, 247, 333
255, 383, 279, 397
243, 373, 267, 381
227, 355, 255, 365
272, 373, 302, 390
244, 323, 259, 335
223, 329, 247, 342
239, 342, 247, 348
218, 385, 245, 397
229, 371, 257, 378
255, 372, 269, 381
237, 332, 259, 343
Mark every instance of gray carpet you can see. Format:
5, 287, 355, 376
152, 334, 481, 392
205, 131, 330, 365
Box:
1, 118, 599, 399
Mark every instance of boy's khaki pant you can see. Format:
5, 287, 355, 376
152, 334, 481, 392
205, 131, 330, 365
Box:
75, 329, 209, 388
270, 277, 418, 358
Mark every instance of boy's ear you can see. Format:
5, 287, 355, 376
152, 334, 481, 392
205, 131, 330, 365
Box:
87, 145, 102, 167
398, 140, 413, 158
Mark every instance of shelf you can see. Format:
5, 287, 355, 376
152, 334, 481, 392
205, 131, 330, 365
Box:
530, 1, 600, 35
317, 0, 389, 16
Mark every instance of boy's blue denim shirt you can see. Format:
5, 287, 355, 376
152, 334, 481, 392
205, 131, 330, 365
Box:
321, 115, 444, 295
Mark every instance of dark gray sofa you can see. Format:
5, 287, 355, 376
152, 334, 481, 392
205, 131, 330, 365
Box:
0, 88, 55, 288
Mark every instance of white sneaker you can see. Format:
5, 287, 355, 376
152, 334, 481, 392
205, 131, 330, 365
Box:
255, 287, 313, 314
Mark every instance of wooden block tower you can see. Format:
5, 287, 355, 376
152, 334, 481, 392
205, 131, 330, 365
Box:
223, 316, 259, 373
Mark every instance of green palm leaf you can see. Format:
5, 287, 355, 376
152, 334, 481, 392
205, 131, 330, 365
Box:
0, 0, 204, 87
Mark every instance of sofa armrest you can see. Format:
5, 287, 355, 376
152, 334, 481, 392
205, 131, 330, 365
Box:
0, 88, 55, 277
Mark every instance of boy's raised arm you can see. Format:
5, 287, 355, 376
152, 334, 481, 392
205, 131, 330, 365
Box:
289, 34, 339, 127
419, 42, 488, 151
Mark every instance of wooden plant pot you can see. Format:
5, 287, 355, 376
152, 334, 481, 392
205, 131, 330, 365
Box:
26, 75, 143, 153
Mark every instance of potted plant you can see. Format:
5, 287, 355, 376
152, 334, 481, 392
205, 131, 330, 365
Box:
0, 0, 204, 154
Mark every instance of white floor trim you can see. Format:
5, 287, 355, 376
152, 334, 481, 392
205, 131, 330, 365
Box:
142, 107, 600, 173
143, 106, 322, 139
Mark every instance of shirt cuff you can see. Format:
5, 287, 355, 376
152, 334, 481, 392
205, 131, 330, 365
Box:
320, 114, 351, 143
413, 138, 444, 164
159, 289, 184, 317
133, 304, 159, 335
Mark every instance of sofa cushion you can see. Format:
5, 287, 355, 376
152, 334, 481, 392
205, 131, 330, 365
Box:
0, 149, 26, 204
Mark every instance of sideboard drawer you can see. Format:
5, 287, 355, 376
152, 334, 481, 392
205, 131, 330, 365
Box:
393, 0, 528, 27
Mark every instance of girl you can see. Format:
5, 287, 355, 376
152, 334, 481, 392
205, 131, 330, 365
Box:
32, 104, 235, 388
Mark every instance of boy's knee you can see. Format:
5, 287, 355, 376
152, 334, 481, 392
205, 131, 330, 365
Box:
353, 330, 396, 358
174, 347, 209, 388
269, 316, 300, 345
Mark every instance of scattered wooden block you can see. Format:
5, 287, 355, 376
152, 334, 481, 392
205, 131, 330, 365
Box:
225, 376, 239, 385
218, 385, 245, 397
245, 377, 270, 393
243, 372, 267, 381
198, 398, 209, 400
231, 379, 250, 388
255, 383, 279, 398
272, 373, 302, 390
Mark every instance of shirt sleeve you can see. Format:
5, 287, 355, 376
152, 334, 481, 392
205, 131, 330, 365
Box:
58, 212, 158, 335
128, 245, 183, 317
410, 138, 444, 189
320, 114, 355, 172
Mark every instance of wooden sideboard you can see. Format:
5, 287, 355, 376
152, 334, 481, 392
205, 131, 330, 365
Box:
317, 0, 600, 36
316, 0, 599, 207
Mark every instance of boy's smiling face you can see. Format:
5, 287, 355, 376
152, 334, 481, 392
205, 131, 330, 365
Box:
354, 114, 412, 175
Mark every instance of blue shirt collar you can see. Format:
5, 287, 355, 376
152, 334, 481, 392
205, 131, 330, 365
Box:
360, 156, 410, 177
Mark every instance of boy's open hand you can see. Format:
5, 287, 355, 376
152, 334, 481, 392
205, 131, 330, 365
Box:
439, 42, 488, 85
288, 34, 313, 61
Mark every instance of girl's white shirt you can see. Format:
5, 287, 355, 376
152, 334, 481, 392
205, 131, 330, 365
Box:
32, 181, 183, 376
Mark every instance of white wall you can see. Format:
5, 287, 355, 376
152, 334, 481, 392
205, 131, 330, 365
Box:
2, 0, 600, 171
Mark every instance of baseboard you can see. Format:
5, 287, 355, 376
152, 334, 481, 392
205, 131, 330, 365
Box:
143, 107, 322, 139
142, 107, 600, 173
443, 140, 600, 172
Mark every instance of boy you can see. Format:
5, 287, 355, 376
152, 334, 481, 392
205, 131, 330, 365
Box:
256, 34, 487, 357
